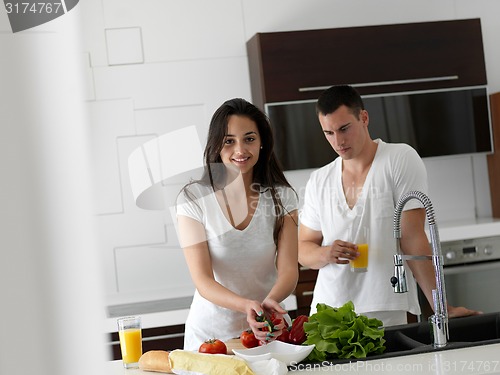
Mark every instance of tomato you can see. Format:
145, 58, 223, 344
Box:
240, 330, 259, 348
198, 339, 227, 354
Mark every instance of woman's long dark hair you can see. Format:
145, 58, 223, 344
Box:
182, 98, 297, 244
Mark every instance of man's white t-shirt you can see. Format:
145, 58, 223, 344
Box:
300, 139, 427, 316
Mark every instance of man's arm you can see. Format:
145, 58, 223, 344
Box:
399, 208, 436, 306
400, 208, 481, 318
298, 224, 358, 269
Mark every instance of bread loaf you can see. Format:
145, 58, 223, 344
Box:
169, 350, 254, 374
138, 350, 173, 373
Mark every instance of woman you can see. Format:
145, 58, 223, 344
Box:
176, 98, 299, 350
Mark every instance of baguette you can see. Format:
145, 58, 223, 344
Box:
169, 350, 254, 374
138, 350, 173, 373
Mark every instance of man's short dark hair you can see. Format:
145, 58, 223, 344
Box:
316, 85, 365, 119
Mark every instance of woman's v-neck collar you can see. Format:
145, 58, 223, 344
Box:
213, 186, 261, 232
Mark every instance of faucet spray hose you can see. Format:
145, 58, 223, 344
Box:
393, 190, 437, 238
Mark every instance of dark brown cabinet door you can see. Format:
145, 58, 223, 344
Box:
247, 19, 486, 110
487, 92, 500, 217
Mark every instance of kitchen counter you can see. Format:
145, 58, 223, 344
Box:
105, 342, 500, 374
104, 295, 298, 333
104, 307, 190, 333
433, 217, 500, 242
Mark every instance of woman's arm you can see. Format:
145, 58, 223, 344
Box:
259, 210, 299, 338
265, 210, 299, 305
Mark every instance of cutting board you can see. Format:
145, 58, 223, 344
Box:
224, 338, 246, 354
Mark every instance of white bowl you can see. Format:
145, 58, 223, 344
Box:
232, 340, 315, 366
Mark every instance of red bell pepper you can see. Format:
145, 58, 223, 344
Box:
276, 327, 290, 343
289, 315, 309, 345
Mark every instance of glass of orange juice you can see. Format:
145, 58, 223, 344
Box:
117, 316, 143, 368
350, 227, 369, 273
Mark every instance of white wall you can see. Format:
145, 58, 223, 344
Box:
79, 0, 500, 308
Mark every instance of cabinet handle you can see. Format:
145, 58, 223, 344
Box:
298, 75, 459, 93
299, 266, 310, 271
142, 333, 185, 342
109, 332, 185, 346
301, 291, 314, 296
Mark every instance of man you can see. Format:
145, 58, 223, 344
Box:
298, 85, 480, 326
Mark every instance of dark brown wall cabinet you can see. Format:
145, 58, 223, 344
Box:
247, 18, 487, 110
488, 92, 500, 218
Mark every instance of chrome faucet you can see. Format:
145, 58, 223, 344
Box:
390, 191, 449, 348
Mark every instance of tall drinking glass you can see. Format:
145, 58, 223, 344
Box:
350, 227, 369, 273
117, 316, 143, 368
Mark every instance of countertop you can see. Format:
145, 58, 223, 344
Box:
104, 295, 298, 333
104, 342, 500, 374
432, 217, 500, 242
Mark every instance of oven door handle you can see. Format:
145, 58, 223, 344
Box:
444, 261, 500, 275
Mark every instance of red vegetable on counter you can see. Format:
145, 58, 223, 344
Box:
276, 327, 290, 343
240, 330, 259, 348
198, 338, 227, 354
289, 315, 309, 345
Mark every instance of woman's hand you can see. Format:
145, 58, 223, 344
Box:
259, 299, 287, 344
325, 240, 359, 265
262, 298, 286, 320
245, 298, 287, 344
245, 300, 270, 343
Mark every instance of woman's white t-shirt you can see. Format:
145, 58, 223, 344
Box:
300, 139, 427, 316
176, 183, 298, 350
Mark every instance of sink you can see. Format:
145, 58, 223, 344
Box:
320, 312, 500, 365
388, 311, 500, 347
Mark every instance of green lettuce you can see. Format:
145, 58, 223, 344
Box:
303, 301, 386, 361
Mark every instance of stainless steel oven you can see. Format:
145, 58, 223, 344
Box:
419, 235, 500, 318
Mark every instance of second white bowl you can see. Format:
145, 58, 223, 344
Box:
233, 340, 314, 366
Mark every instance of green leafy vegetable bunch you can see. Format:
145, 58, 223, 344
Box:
304, 301, 386, 361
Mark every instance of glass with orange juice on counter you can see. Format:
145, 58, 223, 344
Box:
117, 316, 143, 368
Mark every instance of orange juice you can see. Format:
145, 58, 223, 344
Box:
119, 328, 142, 365
351, 243, 368, 272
